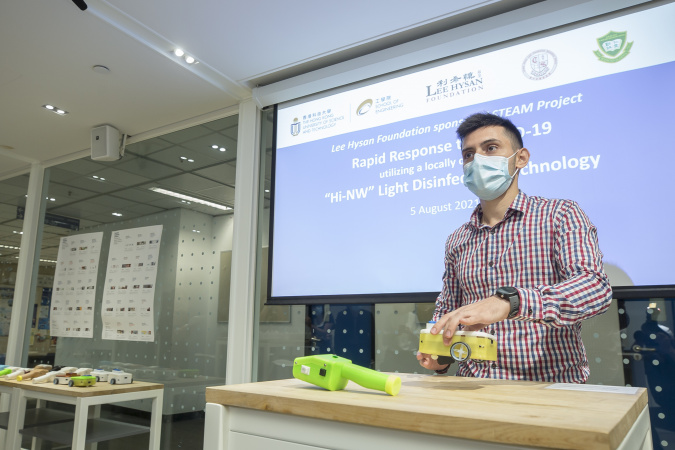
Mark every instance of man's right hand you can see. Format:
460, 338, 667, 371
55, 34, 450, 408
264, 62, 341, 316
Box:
416, 351, 450, 371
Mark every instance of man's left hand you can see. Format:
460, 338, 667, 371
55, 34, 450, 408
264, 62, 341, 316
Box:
430, 295, 510, 345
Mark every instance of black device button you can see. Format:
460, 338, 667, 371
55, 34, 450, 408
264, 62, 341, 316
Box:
319, 368, 327, 377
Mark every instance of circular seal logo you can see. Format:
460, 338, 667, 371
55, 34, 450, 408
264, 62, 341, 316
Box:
356, 99, 373, 116
522, 50, 557, 80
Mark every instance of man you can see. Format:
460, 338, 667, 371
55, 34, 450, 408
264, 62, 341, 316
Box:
417, 112, 612, 382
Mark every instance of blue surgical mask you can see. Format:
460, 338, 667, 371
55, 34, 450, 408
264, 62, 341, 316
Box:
462, 150, 521, 201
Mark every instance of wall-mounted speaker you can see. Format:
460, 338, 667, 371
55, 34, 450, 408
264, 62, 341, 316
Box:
91, 125, 121, 161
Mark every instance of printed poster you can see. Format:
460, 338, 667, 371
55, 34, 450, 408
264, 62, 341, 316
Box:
101, 225, 162, 341
50, 232, 103, 337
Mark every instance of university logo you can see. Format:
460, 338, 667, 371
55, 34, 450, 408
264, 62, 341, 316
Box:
594, 31, 633, 63
522, 49, 557, 80
356, 99, 373, 116
290, 118, 301, 136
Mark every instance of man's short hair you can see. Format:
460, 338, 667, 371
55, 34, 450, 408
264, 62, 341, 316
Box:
456, 112, 524, 150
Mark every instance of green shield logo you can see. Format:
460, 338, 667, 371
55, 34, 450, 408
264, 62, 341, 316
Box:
594, 30, 633, 63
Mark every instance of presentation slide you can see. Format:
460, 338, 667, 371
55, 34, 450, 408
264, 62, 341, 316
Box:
271, 2, 675, 300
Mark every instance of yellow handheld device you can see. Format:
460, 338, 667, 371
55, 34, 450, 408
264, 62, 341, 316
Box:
293, 354, 401, 396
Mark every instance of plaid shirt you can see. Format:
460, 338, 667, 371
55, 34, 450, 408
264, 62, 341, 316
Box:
434, 191, 612, 383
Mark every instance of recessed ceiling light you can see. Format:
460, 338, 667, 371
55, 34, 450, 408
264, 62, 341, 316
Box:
264, 189, 270, 193
211, 145, 218, 149
43, 104, 68, 115
149, 187, 232, 211
219, 147, 226, 152
172, 49, 198, 65
180, 156, 187, 160
112, 212, 123, 217
187, 159, 194, 163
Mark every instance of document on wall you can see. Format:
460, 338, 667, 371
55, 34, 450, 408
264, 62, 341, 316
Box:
50, 232, 104, 338
101, 225, 162, 342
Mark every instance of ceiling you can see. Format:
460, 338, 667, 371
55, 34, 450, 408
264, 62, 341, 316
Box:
0, 0, 544, 266
0, 0, 543, 177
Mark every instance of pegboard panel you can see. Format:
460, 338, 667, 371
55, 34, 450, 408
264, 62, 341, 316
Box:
53, 208, 234, 415
582, 299, 625, 386
374, 303, 439, 374
307, 305, 373, 368
618, 298, 675, 450
256, 305, 306, 382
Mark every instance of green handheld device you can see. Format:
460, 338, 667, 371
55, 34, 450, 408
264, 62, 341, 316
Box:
293, 354, 401, 396
0, 368, 12, 376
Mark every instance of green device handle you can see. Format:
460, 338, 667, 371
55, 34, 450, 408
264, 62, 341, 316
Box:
340, 363, 401, 396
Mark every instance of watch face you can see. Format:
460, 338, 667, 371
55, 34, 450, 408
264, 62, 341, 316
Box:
498, 287, 517, 297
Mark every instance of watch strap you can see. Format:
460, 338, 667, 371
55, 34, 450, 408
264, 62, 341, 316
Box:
434, 356, 453, 374
497, 287, 520, 319
434, 365, 450, 375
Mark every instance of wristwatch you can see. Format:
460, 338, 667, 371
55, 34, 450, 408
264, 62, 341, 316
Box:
496, 286, 520, 319
434, 356, 453, 374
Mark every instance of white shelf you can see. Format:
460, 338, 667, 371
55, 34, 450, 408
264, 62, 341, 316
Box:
0, 407, 74, 430
20, 417, 149, 445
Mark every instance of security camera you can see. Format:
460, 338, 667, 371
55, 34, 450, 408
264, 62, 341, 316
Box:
71, 0, 88, 11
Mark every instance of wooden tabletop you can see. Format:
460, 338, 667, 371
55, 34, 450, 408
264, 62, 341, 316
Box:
0, 379, 163, 398
206, 374, 647, 450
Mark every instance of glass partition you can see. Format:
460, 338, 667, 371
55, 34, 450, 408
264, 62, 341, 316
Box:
618, 297, 675, 450
0, 174, 31, 364
255, 108, 305, 380
29, 114, 238, 448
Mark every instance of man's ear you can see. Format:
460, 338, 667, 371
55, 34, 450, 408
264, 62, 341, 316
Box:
516, 147, 530, 169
